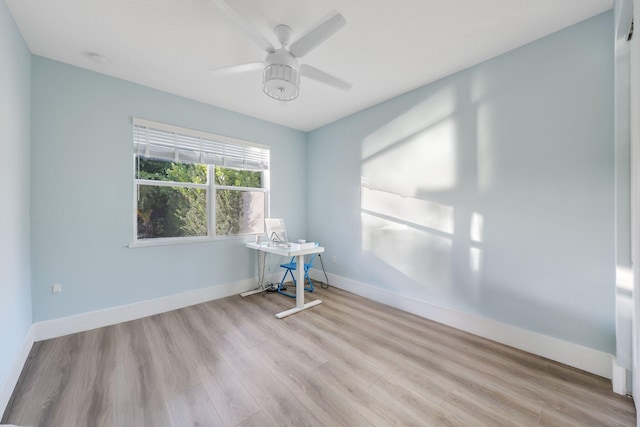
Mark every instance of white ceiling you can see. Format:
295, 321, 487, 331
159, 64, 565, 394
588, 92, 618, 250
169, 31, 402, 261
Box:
6, 0, 612, 131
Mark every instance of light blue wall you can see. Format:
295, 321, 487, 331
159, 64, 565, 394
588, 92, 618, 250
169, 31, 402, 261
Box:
307, 12, 615, 353
31, 57, 306, 322
0, 0, 32, 391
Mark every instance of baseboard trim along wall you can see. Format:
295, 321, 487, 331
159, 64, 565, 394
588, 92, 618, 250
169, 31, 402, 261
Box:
2, 271, 621, 417
611, 358, 630, 395
309, 269, 615, 381
1, 278, 260, 417
1, 326, 36, 418
33, 278, 257, 342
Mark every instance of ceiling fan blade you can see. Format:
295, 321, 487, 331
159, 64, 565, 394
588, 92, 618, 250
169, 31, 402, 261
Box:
209, 62, 264, 77
300, 64, 351, 91
209, 0, 275, 53
289, 12, 346, 58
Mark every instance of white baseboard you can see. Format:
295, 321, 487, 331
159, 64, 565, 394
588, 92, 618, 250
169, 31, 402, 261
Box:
1, 278, 258, 417
611, 359, 630, 395
0, 325, 35, 418
2, 270, 621, 419
33, 278, 257, 342
310, 269, 615, 381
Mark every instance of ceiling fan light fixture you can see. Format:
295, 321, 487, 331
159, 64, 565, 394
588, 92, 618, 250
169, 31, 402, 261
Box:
263, 63, 300, 101
210, 2, 349, 101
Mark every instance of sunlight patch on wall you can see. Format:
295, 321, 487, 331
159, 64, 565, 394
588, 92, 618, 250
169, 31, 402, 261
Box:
361, 186, 454, 234
471, 212, 484, 242
362, 118, 458, 194
361, 211, 452, 285
615, 265, 633, 369
361, 86, 457, 160
470, 247, 482, 273
476, 102, 495, 193
616, 265, 633, 292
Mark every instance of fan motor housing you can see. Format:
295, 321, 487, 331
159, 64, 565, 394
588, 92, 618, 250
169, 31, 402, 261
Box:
263, 50, 300, 101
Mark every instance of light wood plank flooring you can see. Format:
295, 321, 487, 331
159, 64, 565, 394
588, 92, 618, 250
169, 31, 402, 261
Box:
2, 285, 636, 426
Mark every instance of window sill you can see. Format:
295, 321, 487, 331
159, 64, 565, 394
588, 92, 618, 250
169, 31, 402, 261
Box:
128, 234, 258, 248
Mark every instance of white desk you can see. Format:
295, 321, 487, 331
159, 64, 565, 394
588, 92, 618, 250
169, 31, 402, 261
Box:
245, 242, 324, 318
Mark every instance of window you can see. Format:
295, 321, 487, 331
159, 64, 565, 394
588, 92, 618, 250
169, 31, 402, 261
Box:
133, 118, 269, 245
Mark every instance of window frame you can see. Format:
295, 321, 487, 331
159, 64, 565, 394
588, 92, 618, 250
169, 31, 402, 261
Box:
210, 165, 269, 239
129, 119, 270, 248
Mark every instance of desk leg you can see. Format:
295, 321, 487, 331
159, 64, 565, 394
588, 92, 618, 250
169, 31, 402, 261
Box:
296, 254, 305, 308
275, 253, 322, 319
240, 288, 263, 297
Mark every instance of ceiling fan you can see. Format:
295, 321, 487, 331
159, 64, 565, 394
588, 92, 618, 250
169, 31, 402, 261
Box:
209, 0, 352, 101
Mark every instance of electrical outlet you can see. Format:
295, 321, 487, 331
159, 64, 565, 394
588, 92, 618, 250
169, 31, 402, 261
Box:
52, 283, 62, 294
332, 256, 337, 264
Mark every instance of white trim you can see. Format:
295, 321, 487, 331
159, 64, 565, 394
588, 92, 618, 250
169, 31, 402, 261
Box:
632, 0, 640, 416
128, 236, 212, 248
0, 325, 35, 416
310, 269, 615, 380
2, 272, 619, 417
128, 230, 259, 248
32, 278, 257, 342
135, 179, 208, 190
215, 184, 267, 192
1, 278, 259, 416
612, 358, 629, 395
132, 159, 268, 246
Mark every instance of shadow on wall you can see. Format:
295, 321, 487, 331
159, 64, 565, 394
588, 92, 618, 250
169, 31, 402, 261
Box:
356, 62, 614, 351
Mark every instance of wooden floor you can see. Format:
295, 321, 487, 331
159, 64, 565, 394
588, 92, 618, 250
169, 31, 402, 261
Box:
2, 284, 636, 426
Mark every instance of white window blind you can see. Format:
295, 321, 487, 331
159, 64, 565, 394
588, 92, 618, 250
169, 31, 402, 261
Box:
133, 118, 270, 171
